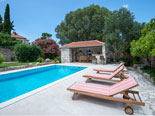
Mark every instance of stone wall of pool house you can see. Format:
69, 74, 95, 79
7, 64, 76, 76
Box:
61, 48, 72, 63
0, 48, 16, 62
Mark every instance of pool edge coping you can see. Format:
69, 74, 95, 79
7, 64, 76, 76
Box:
0, 63, 89, 109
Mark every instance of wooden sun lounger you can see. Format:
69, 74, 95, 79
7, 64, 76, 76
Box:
83, 66, 126, 82
94, 62, 128, 74
67, 77, 145, 115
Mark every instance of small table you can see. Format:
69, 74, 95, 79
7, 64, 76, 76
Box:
79, 56, 87, 62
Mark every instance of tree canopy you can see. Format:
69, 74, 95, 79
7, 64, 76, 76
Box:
2, 4, 11, 34
0, 3, 17, 49
55, 5, 110, 45
55, 5, 145, 65
131, 18, 155, 66
104, 12, 123, 62
0, 15, 3, 32
0, 32, 21, 49
41, 33, 52, 39
104, 8, 144, 62
33, 38, 60, 59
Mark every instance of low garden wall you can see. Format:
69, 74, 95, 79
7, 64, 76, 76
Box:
0, 62, 54, 72
133, 64, 154, 85
0, 48, 16, 62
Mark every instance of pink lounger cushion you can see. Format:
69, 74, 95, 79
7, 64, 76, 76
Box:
84, 66, 124, 80
94, 68, 116, 72
94, 62, 124, 72
69, 82, 111, 96
68, 77, 138, 96
110, 77, 138, 95
83, 73, 111, 79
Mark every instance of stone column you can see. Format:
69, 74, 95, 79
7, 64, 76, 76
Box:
102, 45, 106, 64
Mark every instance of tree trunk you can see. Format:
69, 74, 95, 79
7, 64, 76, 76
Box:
146, 55, 152, 68
113, 52, 117, 63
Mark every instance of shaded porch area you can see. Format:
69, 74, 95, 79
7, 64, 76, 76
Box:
71, 46, 104, 64
61, 40, 106, 64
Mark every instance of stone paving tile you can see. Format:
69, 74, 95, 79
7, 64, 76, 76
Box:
129, 68, 155, 115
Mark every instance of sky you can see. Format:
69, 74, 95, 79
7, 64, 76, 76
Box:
0, 0, 155, 43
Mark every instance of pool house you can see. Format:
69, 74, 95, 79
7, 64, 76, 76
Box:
61, 40, 106, 64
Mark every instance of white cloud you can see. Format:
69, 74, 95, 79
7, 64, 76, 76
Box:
122, 4, 128, 8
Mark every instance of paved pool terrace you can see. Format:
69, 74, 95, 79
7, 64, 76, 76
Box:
0, 63, 154, 115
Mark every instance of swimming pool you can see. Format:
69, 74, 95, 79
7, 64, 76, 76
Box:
0, 65, 86, 103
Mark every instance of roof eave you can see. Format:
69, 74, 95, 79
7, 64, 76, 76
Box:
12, 37, 26, 39
61, 44, 105, 49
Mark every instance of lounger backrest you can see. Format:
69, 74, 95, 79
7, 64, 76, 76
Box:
109, 66, 124, 78
109, 77, 138, 96
114, 62, 124, 71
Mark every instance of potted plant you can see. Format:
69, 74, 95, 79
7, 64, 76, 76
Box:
53, 58, 59, 64
37, 57, 44, 63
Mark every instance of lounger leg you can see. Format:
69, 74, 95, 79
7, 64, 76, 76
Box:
86, 78, 91, 83
120, 74, 124, 81
72, 92, 78, 100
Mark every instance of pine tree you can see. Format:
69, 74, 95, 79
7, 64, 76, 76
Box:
2, 4, 11, 34
0, 15, 3, 32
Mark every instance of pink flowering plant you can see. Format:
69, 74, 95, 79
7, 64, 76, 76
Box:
33, 39, 60, 59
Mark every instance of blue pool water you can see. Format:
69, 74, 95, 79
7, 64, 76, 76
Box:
0, 65, 86, 103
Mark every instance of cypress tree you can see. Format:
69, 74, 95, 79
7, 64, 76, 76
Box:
0, 15, 3, 32
2, 4, 11, 34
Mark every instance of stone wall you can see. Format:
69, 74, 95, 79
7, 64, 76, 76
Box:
0, 48, 16, 62
61, 48, 72, 63
133, 64, 154, 85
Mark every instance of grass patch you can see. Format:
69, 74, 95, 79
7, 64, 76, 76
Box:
141, 67, 155, 83
0, 62, 36, 68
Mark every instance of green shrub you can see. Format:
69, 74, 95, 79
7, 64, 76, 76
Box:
15, 44, 43, 62
0, 54, 4, 64
132, 61, 141, 65
132, 57, 142, 65
141, 67, 155, 83
109, 57, 114, 62
56, 56, 61, 63
29, 45, 44, 62
10, 56, 15, 61
33, 38, 60, 59
53, 58, 59, 63
0, 33, 21, 49
37, 57, 44, 63
119, 57, 132, 66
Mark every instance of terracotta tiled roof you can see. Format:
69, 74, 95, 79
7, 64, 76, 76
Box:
11, 32, 29, 41
61, 40, 104, 48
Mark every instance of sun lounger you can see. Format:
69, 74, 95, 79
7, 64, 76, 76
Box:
94, 62, 128, 74
83, 66, 126, 82
67, 77, 145, 115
